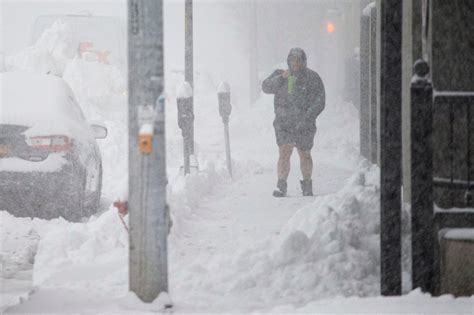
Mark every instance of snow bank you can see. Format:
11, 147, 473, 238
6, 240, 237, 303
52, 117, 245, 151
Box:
32, 205, 128, 294
62, 57, 128, 203
24, 159, 236, 305
270, 165, 381, 299
62, 57, 126, 118
168, 164, 381, 310
6, 20, 75, 76
0, 211, 72, 312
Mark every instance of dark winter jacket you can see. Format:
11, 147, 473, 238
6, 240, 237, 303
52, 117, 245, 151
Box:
262, 48, 325, 131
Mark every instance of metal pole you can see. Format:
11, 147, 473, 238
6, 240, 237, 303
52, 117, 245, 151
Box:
185, 0, 194, 154
224, 122, 232, 178
380, 0, 403, 296
128, 0, 169, 303
360, 13, 370, 160
410, 59, 434, 293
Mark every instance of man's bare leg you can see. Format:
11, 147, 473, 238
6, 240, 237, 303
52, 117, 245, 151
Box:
297, 149, 314, 196
278, 144, 294, 180
273, 144, 294, 197
297, 149, 313, 180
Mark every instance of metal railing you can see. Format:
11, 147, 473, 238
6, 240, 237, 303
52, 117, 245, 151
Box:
410, 59, 474, 294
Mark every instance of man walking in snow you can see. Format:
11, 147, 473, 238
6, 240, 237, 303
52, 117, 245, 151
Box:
262, 47, 325, 197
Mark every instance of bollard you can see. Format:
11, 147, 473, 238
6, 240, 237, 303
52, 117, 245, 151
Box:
217, 82, 232, 178
177, 82, 194, 175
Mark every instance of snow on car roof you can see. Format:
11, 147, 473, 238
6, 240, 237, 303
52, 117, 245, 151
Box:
0, 72, 86, 137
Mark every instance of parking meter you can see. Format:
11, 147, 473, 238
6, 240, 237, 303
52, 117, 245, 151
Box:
217, 82, 232, 177
177, 82, 194, 174
177, 82, 194, 136
217, 82, 231, 124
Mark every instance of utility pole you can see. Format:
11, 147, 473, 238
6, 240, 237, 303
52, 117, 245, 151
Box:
185, 0, 194, 154
128, 0, 169, 303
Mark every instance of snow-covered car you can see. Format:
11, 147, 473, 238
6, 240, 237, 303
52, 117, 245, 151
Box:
0, 72, 107, 221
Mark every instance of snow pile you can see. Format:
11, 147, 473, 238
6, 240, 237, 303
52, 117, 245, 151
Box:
61, 59, 127, 203
62, 58, 126, 120
168, 164, 382, 310
0, 72, 93, 142
272, 165, 381, 299
6, 20, 75, 76
32, 205, 128, 295
0, 211, 72, 312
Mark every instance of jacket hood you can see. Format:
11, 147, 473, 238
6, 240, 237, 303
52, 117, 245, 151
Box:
287, 47, 307, 70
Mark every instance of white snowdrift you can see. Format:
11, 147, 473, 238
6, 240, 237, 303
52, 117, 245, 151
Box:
169, 164, 382, 311
32, 205, 128, 293
0, 211, 72, 312
6, 20, 75, 76
1, 72, 85, 134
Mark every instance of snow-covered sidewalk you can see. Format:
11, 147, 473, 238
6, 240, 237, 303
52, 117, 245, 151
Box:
1, 22, 472, 311
1, 89, 363, 313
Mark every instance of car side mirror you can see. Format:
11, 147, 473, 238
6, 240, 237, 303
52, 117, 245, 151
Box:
91, 124, 108, 139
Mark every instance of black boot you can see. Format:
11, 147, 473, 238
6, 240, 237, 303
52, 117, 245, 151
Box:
300, 179, 313, 196
273, 179, 287, 197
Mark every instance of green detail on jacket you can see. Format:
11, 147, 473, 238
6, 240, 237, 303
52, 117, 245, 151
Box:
287, 75, 296, 95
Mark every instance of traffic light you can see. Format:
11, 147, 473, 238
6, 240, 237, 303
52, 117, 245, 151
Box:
326, 21, 335, 33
